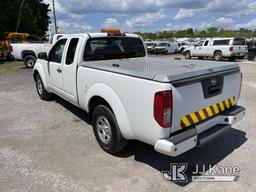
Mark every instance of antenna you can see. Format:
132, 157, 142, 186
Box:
52, 0, 58, 34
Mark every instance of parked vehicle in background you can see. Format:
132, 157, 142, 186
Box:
154, 42, 176, 54
184, 38, 248, 61
247, 40, 256, 61
144, 41, 156, 54
0, 47, 6, 59
178, 42, 190, 53
33, 29, 245, 157
5, 32, 42, 43
0, 43, 13, 60
11, 34, 66, 68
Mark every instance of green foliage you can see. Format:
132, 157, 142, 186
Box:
137, 27, 256, 39
0, 0, 50, 39
0, 61, 23, 74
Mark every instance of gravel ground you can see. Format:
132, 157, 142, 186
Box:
0, 57, 255, 192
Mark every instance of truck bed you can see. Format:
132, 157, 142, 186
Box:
79, 57, 240, 84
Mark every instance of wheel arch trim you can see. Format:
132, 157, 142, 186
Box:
33, 63, 50, 91
85, 83, 134, 139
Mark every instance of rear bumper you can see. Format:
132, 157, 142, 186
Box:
154, 105, 245, 157
230, 52, 247, 57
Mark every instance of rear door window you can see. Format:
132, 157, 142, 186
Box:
66, 38, 79, 65
213, 40, 230, 46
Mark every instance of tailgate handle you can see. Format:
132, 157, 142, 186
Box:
202, 76, 224, 99
208, 85, 220, 94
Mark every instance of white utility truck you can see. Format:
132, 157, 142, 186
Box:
184, 38, 248, 61
33, 30, 245, 157
11, 34, 65, 68
154, 42, 177, 54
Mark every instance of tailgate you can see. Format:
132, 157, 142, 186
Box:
171, 70, 241, 133
233, 45, 247, 53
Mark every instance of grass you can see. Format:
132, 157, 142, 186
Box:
0, 60, 24, 74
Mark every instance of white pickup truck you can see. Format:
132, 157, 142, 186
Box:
33, 31, 245, 157
11, 34, 65, 68
184, 38, 248, 61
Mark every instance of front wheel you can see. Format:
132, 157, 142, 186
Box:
184, 51, 191, 59
24, 55, 36, 68
35, 74, 53, 100
92, 105, 127, 154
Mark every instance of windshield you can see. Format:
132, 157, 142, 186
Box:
83, 37, 146, 61
158, 43, 168, 47
233, 38, 246, 45
145, 43, 155, 46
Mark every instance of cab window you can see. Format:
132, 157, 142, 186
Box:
204, 40, 209, 46
83, 37, 145, 61
196, 41, 204, 46
66, 38, 79, 65
49, 39, 67, 63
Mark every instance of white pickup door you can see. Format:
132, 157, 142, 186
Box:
45, 36, 83, 104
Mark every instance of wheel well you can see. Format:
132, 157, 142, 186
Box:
88, 96, 113, 120
22, 51, 36, 59
33, 70, 39, 81
184, 50, 190, 56
214, 50, 222, 55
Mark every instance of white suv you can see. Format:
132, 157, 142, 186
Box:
184, 38, 248, 61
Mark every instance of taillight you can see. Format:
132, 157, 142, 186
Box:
154, 90, 172, 128
229, 47, 233, 52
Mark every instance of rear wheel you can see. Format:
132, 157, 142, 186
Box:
184, 51, 191, 59
92, 105, 127, 154
35, 74, 53, 100
24, 55, 36, 68
214, 51, 223, 61
228, 57, 235, 61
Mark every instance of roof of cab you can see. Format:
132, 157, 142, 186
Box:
64, 33, 140, 38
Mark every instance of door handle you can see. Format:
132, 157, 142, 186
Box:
57, 67, 62, 73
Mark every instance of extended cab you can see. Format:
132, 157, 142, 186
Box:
33, 31, 245, 157
184, 38, 248, 61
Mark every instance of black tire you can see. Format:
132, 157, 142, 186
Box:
214, 51, 223, 61
247, 52, 255, 61
24, 55, 36, 68
92, 105, 127, 154
184, 51, 191, 59
228, 57, 235, 61
35, 74, 53, 100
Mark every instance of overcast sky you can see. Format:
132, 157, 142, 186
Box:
44, 0, 256, 33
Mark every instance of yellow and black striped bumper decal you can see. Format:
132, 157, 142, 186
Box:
180, 97, 235, 129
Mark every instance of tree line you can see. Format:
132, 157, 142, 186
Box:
136, 27, 256, 40
0, 0, 50, 39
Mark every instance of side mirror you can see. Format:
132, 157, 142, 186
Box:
38, 52, 48, 60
